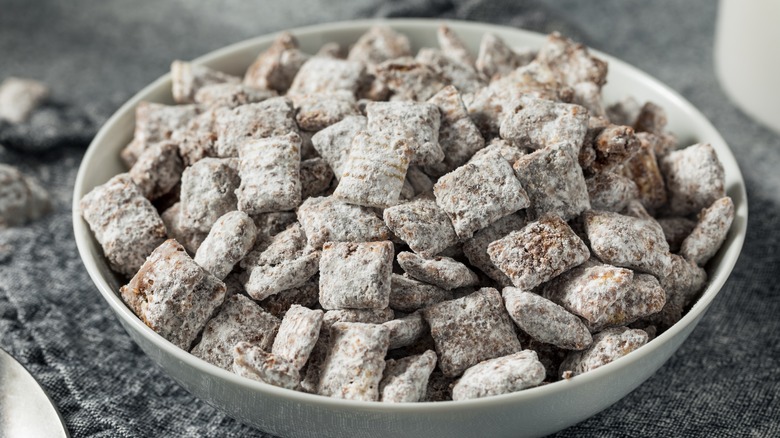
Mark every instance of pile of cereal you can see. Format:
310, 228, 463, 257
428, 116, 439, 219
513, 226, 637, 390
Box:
79, 26, 734, 402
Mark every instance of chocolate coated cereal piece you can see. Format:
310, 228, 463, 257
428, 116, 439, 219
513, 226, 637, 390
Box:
80, 174, 167, 276
171, 60, 240, 104
559, 327, 648, 377
589, 124, 642, 175
194, 82, 277, 109
319, 241, 394, 310
657, 217, 697, 253
288, 57, 367, 96
606, 96, 641, 127
296, 196, 392, 249
388, 274, 453, 313
583, 273, 666, 331
650, 254, 707, 329
469, 138, 526, 167
232, 342, 300, 389
0, 164, 50, 229
424, 85, 485, 176
366, 101, 443, 166
122, 102, 198, 166
241, 223, 312, 275
380, 350, 438, 403
317, 322, 390, 400
437, 25, 475, 67
179, 157, 240, 234
128, 141, 183, 200
634, 101, 667, 135
348, 25, 412, 66
452, 350, 546, 400
622, 133, 667, 210
194, 211, 257, 280
236, 132, 302, 214
213, 96, 297, 158
383, 311, 428, 350
423, 287, 522, 377
462, 213, 527, 286
573, 81, 606, 118
0, 77, 48, 123
513, 142, 590, 221
500, 97, 589, 151
503, 288, 592, 350
243, 251, 320, 301
383, 198, 458, 258
375, 57, 448, 102
258, 275, 320, 319
680, 197, 734, 266
160, 203, 206, 253
476, 33, 535, 80
660, 143, 726, 216
434, 148, 530, 239
584, 210, 672, 278
332, 130, 413, 208
488, 215, 590, 290
174, 110, 218, 167
191, 294, 280, 369
252, 211, 299, 240
310, 115, 366, 179
244, 32, 310, 93
415, 48, 484, 95
586, 172, 639, 212
120, 239, 226, 349
293, 91, 360, 132
536, 32, 608, 88
272, 305, 324, 370
397, 252, 479, 290
300, 157, 335, 200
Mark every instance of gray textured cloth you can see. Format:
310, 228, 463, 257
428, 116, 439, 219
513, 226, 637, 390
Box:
1, 0, 778, 436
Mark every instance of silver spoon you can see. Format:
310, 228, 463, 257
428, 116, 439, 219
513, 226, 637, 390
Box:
0, 348, 69, 438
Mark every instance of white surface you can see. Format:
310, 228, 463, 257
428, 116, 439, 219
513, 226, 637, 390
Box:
73, 19, 747, 438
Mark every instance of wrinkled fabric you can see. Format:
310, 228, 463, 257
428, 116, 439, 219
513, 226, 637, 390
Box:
0, 0, 777, 436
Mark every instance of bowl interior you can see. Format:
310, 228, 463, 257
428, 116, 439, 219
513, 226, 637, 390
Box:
72, 18, 747, 438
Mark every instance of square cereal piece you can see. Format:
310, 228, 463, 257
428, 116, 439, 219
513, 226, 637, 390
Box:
173, 110, 219, 167
559, 327, 648, 377
437, 24, 475, 67
236, 132, 302, 214
680, 197, 735, 266
244, 32, 310, 93
121, 102, 199, 166
469, 138, 526, 167
317, 322, 390, 401
380, 350, 438, 403
171, 60, 240, 104
332, 130, 412, 208
190, 294, 280, 370
503, 288, 592, 350
375, 57, 448, 102
397, 252, 479, 290
300, 157, 335, 200
383, 311, 428, 350
232, 342, 300, 389
434, 148, 530, 239
513, 142, 590, 221
296, 196, 391, 249
120, 239, 226, 350
241, 222, 308, 270
311, 115, 366, 180
499, 97, 589, 151
452, 350, 546, 401
476, 33, 535, 81
258, 275, 320, 319
288, 57, 367, 96
584, 124, 641, 175
536, 32, 608, 88
293, 91, 360, 132
179, 157, 240, 234
621, 133, 667, 210
388, 274, 453, 313
633, 101, 667, 135
572, 81, 605, 118
194, 211, 257, 280
160, 203, 206, 254
415, 48, 484, 96
424, 85, 485, 176
243, 251, 320, 301
606, 96, 641, 127
660, 143, 726, 216
462, 213, 527, 286
487, 215, 590, 290
584, 210, 672, 278
194, 83, 277, 110
383, 197, 458, 258
366, 101, 444, 166
586, 172, 639, 212
423, 287, 521, 377
80, 173, 167, 276
319, 241, 394, 310
271, 305, 324, 371
0, 77, 48, 123
128, 141, 183, 200
348, 25, 412, 66
213, 97, 297, 158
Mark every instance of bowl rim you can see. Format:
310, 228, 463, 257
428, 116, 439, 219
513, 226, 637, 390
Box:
72, 17, 748, 412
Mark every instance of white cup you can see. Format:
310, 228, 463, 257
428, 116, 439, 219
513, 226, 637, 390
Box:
715, 0, 780, 133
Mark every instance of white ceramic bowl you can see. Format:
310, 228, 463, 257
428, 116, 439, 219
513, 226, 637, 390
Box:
73, 19, 747, 438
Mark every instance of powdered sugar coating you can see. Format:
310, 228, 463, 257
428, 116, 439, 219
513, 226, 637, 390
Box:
120, 239, 226, 350
288, 57, 367, 96
0, 77, 48, 123
513, 142, 591, 221
348, 25, 412, 66
194, 83, 276, 109
171, 60, 240, 104
388, 274, 453, 313
579, 273, 665, 331
584, 210, 672, 278
462, 213, 527, 286
622, 133, 667, 210
271, 305, 324, 371
646, 254, 708, 330
470, 138, 526, 167
434, 148, 530, 239
243, 32, 310, 93
213, 97, 297, 158
236, 132, 302, 214
122, 102, 198, 166
194, 211, 257, 280
559, 327, 648, 378
397, 252, 479, 290
585, 124, 641, 175
258, 275, 320, 319
179, 157, 240, 234
160, 203, 206, 254
423, 287, 522, 377
317, 322, 390, 401
232, 342, 300, 389
310, 115, 366, 180
296, 196, 391, 249
191, 294, 280, 369
452, 350, 546, 401
128, 141, 183, 200
476, 33, 535, 80
436, 25, 475, 67
319, 241, 394, 310
660, 143, 726, 216
536, 32, 608, 88
383, 197, 458, 258
415, 48, 484, 95
503, 288, 592, 350
586, 172, 639, 212
383, 311, 428, 350
80, 173, 167, 276
243, 251, 320, 301
366, 101, 444, 166
680, 197, 735, 266
375, 57, 448, 102
488, 215, 590, 290
380, 350, 437, 403
501, 97, 588, 153
293, 91, 360, 132
573, 81, 605, 118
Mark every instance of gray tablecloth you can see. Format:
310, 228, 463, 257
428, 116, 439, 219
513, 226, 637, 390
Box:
1, 0, 778, 436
